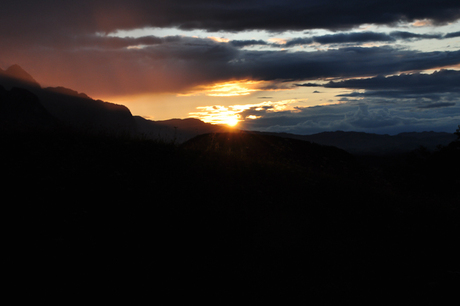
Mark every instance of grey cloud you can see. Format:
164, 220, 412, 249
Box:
284, 38, 315, 47
230, 40, 268, 47
389, 31, 443, 40
418, 102, 456, 108
318, 69, 460, 94
284, 31, 448, 47
241, 101, 460, 135
345, 104, 401, 128
313, 32, 395, 44
235, 48, 460, 82
444, 31, 460, 38
3, 36, 460, 96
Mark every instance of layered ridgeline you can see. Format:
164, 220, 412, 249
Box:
257, 130, 457, 155
0, 64, 228, 141
1, 64, 456, 151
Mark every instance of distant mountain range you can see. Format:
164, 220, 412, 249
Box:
1, 64, 457, 154
256, 130, 457, 155
0, 64, 230, 141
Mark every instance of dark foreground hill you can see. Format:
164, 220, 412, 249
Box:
183, 131, 357, 175
3, 128, 459, 305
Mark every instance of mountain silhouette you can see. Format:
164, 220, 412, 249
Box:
0, 85, 59, 130
135, 116, 233, 143
1, 64, 40, 87
0, 64, 232, 140
0, 64, 136, 135
260, 130, 457, 155
1, 64, 456, 151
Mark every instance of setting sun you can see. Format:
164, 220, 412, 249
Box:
225, 116, 239, 127
189, 105, 241, 126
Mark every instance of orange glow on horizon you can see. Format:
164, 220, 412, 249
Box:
189, 99, 300, 125
179, 80, 266, 97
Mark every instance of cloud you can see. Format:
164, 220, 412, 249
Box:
240, 101, 460, 135
444, 31, 460, 39
230, 40, 268, 48
283, 30, 459, 48
313, 70, 460, 101
2, 1, 459, 38
3, 28, 460, 97
2, 1, 459, 134
1, 1, 459, 97
418, 102, 456, 108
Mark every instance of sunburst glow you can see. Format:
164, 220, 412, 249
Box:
189, 99, 301, 125
206, 80, 262, 96
179, 80, 267, 97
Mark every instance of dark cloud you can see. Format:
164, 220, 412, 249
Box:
444, 31, 460, 38
1, 1, 459, 135
240, 101, 460, 135
230, 40, 268, 47
1, 1, 459, 96
312, 32, 395, 45
3, 28, 460, 97
284, 38, 315, 47
389, 31, 443, 40
239, 47, 460, 82
283, 31, 451, 47
418, 102, 456, 108
1, 0, 459, 40
318, 70, 460, 94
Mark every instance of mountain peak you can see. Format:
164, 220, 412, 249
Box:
4, 64, 39, 86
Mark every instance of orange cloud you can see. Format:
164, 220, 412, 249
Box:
208, 36, 230, 43
180, 80, 267, 97
189, 99, 300, 125
412, 19, 433, 27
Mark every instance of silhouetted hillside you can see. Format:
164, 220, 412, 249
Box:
0, 85, 59, 130
0, 65, 136, 135
0, 64, 229, 141
134, 116, 233, 143
3, 123, 459, 305
2, 64, 459, 305
183, 132, 357, 174
0, 64, 40, 87
260, 130, 457, 155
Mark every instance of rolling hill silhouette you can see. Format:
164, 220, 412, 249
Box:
183, 131, 357, 174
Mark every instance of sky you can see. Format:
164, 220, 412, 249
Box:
1, 0, 460, 134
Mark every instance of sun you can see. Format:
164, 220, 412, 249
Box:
225, 116, 239, 127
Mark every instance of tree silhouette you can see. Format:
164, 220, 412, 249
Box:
455, 125, 460, 141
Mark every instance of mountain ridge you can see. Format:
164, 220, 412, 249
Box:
255, 130, 456, 155
1, 64, 457, 153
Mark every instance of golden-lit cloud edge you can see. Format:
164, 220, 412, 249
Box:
189, 99, 302, 126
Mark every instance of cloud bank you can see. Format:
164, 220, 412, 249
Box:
1, 0, 459, 134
